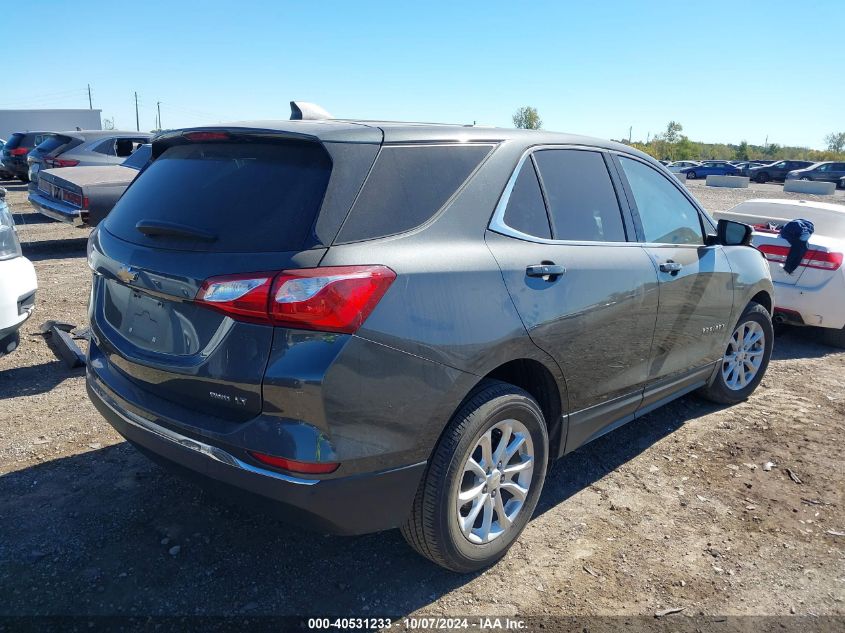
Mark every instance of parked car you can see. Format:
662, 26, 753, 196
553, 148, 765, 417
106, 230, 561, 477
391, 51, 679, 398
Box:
0, 188, 37, 357
715, 199, 845, 347
748, 160, 813, 183
0, 140, 13, 180
0, 131, 54, 182
735, 160, 772, 177
667, 160, 701, 173
785, 161, 845, 187
29, 144, 151, 227
841, 176, 845, 190
679, 160, 740, 179
86, 116, 773, 572
26, 130, 152, 187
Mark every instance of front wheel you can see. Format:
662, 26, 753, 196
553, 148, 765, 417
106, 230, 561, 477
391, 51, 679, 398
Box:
698, 302, 773, 405
401, 380, 549, 573
755, 172, 769, 183
687, 171, 697, 180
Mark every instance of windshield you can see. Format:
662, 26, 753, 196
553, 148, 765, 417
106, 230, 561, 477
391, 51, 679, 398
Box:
4, 133, 24, 150
33, 134, 73, 154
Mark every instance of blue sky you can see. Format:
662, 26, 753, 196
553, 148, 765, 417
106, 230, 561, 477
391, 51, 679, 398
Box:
2, 1, 842, 148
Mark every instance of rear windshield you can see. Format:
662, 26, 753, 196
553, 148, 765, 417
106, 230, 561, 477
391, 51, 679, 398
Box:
34, 134, 73, 154
104, 141, 332, 252
4, 133, 24, 150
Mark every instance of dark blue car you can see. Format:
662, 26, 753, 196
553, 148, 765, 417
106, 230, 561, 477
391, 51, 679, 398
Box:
680, 160, 741, 180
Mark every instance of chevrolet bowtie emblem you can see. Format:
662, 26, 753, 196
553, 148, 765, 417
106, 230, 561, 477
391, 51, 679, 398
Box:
117, 267, 139, 284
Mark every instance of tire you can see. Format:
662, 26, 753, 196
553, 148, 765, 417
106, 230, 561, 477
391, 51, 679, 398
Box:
821, 326, 845, 349
687, 171, 697, 180
18, 175, 29, 184
755, 172, 769, 183
401, 380, 549, 573
0, 331, 20, 357
698, 302, 773, 405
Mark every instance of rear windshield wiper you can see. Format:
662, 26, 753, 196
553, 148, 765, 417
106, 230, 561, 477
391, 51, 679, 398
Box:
135, 220, 217, 242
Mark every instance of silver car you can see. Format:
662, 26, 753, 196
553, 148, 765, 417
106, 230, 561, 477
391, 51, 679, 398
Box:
26, 130, 152, 184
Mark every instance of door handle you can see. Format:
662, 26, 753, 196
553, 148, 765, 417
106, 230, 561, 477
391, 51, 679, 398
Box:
659, 260, 682, 273
526, 263, 566, 278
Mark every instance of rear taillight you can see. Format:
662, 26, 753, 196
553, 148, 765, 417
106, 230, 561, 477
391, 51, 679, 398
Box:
248, 451, 339, 474
60, 190, 88, 209
49, 158, 79, 168
196, 273, 275, 324
10, 147, 28, 156
758, 245, 843, 271
195, 265, 395, 333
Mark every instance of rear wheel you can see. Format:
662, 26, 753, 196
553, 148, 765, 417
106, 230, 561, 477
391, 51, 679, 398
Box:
0, 331, 20, 357
698, 302, 773, 405
821, 326, 845, 349
401, 380, 549, 573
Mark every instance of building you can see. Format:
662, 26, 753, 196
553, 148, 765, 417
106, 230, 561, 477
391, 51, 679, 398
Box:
0, 109, 102, 140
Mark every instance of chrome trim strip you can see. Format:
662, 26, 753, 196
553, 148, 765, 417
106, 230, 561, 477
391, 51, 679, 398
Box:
89, 376, 319, 486
488, 144, 642, 247
28, 192, 80, 224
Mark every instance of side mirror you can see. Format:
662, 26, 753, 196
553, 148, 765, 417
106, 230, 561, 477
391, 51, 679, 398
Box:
715, 219, 753, 246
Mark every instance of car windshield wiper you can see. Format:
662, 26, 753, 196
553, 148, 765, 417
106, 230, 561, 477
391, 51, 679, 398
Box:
134, 220, 217, 242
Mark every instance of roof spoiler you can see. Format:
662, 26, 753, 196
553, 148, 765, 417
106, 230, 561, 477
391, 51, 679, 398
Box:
290, 101, 333, 121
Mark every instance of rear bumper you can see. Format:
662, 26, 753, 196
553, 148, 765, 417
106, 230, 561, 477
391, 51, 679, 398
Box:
0, 256, 37, 337
772, 278, 845, 330
28, 191, 83, 225
87, 371, 426, 535
1, 158, 27, 178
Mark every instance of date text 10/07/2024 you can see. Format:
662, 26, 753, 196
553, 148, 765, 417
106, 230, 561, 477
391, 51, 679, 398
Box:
307, 617, 528, 630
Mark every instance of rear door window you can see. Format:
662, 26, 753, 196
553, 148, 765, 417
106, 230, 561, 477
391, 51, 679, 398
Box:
533, 149, 627, 242
104, 141, 332, 252
619, 156, 704, 245
121, 145, 151, 170
501, 159, 551, 239
335, 144, 492, 243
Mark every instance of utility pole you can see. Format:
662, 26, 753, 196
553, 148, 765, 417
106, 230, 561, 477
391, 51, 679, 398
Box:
628, 126, 632, 143
157, 101, 162, 131
134, 92, 140, 132
87, 84, 92, 109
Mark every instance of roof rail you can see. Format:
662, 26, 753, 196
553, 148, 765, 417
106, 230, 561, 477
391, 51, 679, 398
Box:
289, 101, 333, 121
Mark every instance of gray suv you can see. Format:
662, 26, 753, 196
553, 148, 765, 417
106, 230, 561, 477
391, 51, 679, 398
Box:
86, 117, 774, 572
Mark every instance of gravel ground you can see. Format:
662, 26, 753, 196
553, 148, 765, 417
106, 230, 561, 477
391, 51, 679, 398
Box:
1, 176, 843, 624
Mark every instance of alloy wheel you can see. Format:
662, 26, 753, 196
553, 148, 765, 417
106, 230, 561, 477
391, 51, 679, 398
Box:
721, 320, 765, 391
456, 419, 534, 544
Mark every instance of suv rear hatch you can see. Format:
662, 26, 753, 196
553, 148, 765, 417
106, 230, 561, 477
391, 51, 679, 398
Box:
89, 125, 381, 426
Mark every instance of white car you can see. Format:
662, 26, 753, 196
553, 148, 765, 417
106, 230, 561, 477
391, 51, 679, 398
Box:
667, 160, 701, 173
0, 188, 37, 356
714, 198, 845, 347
